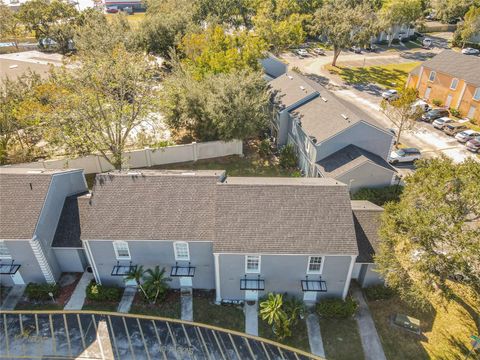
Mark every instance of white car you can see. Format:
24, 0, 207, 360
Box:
461, 47, 480, 55
382, 89, 399, 101
295, 49, 309, 57
389, 148, 422, 164
422, 38, 432, 47
411, 100, 430, 113
432, 117, 454, 130
455, 129, 480, 143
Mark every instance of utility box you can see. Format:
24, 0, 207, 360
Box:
393, 313, 421, 334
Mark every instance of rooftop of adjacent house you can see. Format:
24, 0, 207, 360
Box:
76, 170, 359, 255
269, 72, 317, 110
316, 145, 395, 178
351, 200, 383, 263
416, 50, 480, 87
0, 168, 81, 240
288, 76, 386, 143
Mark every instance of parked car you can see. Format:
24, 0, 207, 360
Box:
443, 122, 468, 136
422, 38, 432, 47
461, 47, 480, 55
465, 136, 480, 152
421, 108, 449, 123
411, 100, 430, 116
295, 49, 309, 57
455, 129, 480, 143
365, 44, 378, 52
432, 117, 454, 129
106, 7, 119, 13
351, 46, 362, 54
312, 48, 326, 56
389, 148, 421, 164
382, 89, 399, 101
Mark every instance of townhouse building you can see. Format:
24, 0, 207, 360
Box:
268, 71, 396, 192
406, 50, 480, 124
0, 168, 384, 303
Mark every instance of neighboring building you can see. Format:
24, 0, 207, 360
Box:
0, 169, 385, 303
269, 72, 396, 192
406, 50, 480, 123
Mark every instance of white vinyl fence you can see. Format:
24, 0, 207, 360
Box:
6, 140, 243, 174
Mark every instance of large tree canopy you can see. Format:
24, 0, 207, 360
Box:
376, 157, 480, 307
379, 0, 423, 46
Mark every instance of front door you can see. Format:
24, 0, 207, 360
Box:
424, 87, 431, 100
445, 94, 453, 108
11, 271, 25, 285
467, 106, 476, 119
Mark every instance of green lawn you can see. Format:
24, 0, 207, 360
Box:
367, 284, 480, 360
319, 318, 364, 360
258, 317, 310, 353
105, 12, 145, 28
326, 62, 421, 90
130, 290, 181, 319
192, 291, 244, 332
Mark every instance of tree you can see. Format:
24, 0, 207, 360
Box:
196, 0, 256, 28
379, 0, 423, 47
142, 266, 171, 304
432, 0, 480, 23
260, 293, 289, 338
456, 6, 480, 48
376, 157, 480, 308
160, 67, 270, 142
125, 265, 149, 300
380, 88, 421, 146
253, 0, 307, 54
0, 2, 26, 50
45, 45, 161, 170
179, 25, 267, 78
312, 0, 377, 66
17, 0, 79, 54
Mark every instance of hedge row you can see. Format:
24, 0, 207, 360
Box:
86, 281, 122, 302
316, 297, 358, 319
25, 283, 60, 301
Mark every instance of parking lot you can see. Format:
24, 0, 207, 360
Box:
0, 311, 318, 360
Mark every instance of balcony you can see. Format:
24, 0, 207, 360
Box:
111, 261, 137, 276
170, 262, 195, 277
240, 275, 265, 291
0, 259, 21, 275
301, 276, 327, 292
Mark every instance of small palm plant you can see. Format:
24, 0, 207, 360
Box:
260, 293, 290, 339
124, 265, 148, 299
143, 266, 171, 304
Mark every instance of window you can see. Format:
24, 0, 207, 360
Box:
428, 71, 436, 82
307, 256, 323, 274
245, 255, 261, 273
174, 242, 190, 261
450, 78, 458, 90
474, 88, 480, 101
113, 241, 130, 260
0, 241, 11, 259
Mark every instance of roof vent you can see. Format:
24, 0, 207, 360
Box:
341, 114, 349, 120
321, 96, 328, 102
181, 172, 196, 176
300, 86, 306, 91
127, 171, 142, 175
287, 75, 293, 80
27, 170, 43, 174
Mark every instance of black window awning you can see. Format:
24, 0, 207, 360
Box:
240, 275, 265, 291
301, 276, 327, 292
111, 261, 137, 276
170, 262, 195, 277
0, 260, 21, 275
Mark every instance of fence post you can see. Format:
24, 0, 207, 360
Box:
192, 142, 198, 162
144, 147, 152, 168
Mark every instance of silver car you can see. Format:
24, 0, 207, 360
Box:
432, 117, 454, 130
455, 129, 480, 143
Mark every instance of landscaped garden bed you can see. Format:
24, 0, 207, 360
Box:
81, 280, 122, 312
0, 285, 11, 304
15, 272, 81, 310
129, 289, 181, 319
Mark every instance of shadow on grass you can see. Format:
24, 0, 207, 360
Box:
334, 66, 410, 89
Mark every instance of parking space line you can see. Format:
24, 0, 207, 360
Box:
151, 320, 168, 360
165, 321, 177, 349
77, 314, 86, 350
107, 316, 120, 360
196, 327, 211, 360
227, 333, 241, 360
294, 352, 301, 360
136, 318, 151, 360
211, 330, 227, 360
261, 341, 272, 360
91, 315, 105, 360
122, 315, 136, 360
278, 347, 286, 360
3, 314, 9, 355
49, 314, 56, 355
34, 314, 39, 336
63, 314, 72, 356
244, 338, 256, 359
18, 314, 23, 334
18, 314, 26, 356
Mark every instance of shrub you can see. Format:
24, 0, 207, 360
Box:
364, 285, 396, 301
258, 138, 272, 158
449, 107, 461, 118
352, 185, 403, 206
25, 283, 60, 301
279, 144, 297, 169
432, 99, 442, 107
86, 281, 122, 302
316, 297, 358, 319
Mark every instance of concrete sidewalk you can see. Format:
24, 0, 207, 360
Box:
181, 288, 193, 321
117, 286, 137, 313
244, 301, 258, 336
306, 313, 326, 358
64, 271, 93, 310
352, 287, 387, 360
0, 285, 26, 310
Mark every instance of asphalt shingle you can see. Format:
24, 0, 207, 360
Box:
351, 201, 384, 263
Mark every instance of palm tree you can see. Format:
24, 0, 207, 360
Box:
260, 293, 287, 325
143, 266, 171, 304
124, 265, 148, 299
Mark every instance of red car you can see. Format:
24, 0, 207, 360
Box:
106, 7, 119, 13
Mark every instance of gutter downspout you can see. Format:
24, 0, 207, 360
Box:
342, 255, 357, 300
83, 240, 101, 285
214, 253, 221, 304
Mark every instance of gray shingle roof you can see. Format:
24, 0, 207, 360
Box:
351, 201, 383, 263
52, 193, 90, 248
0, 168, 66, 240
417, 50, 480, 87
269, 72, 317, 109
316, 145, 395, 178
78, 171, 358, 255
